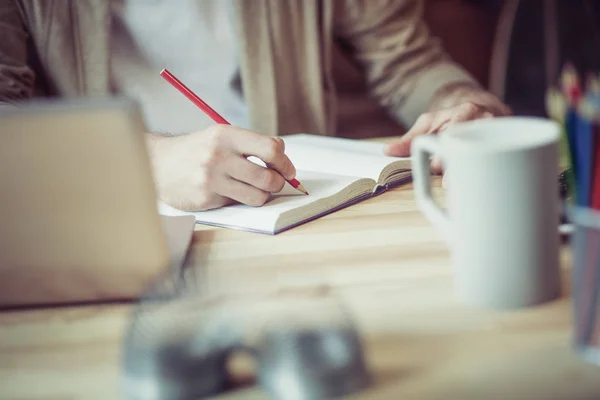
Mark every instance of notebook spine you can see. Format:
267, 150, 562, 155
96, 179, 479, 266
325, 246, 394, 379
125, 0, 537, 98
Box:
373, 176, 413, 195
373, 184, 388, 195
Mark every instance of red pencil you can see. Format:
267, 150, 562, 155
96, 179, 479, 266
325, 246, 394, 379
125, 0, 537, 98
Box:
159, 68, 308, 195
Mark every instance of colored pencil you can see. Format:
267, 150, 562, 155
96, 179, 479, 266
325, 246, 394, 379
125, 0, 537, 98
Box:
561, 62, 583, 104
575, 100, 595, 207
561, 64, 583, 198
546, 87, 576, 202
159, 68, 309, 195
587, 82, 600, 209
586, 73, 600, 97
592, 125, 600, 210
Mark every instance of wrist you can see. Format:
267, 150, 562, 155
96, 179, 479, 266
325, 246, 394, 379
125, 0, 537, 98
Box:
429, 81, 482, 111
146, 133, 171, 169
429, 82, 512, 116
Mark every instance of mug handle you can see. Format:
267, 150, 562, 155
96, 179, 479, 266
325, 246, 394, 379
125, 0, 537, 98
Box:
411, 135, 451, 242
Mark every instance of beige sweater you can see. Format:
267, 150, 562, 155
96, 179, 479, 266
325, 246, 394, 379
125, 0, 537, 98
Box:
0, 0, 478, 137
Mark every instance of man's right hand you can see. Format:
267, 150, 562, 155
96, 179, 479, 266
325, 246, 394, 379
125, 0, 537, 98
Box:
147, 125, 297, 211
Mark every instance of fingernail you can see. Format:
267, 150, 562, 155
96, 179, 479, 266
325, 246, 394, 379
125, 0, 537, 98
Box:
285, 168, 296, 180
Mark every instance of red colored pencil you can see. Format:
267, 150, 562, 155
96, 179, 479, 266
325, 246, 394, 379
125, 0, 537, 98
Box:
159, 68, 308, 195
561, 62, 583, 105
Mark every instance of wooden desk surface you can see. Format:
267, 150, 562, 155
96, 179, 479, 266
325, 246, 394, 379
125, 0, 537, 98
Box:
1, 179, 599, 399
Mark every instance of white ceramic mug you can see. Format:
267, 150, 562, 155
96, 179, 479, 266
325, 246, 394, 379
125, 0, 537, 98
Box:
411, 117, 562, 309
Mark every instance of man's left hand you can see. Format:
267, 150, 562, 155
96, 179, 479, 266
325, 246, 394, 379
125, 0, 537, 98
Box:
384, 84, 511, 174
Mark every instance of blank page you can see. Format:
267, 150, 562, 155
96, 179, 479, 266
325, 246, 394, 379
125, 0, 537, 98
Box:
282, 134, 408, 181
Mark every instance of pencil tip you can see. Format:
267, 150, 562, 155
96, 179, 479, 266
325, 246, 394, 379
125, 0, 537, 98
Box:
295, 183, 309, 195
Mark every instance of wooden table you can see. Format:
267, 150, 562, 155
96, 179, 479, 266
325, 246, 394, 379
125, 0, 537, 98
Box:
1, 179, 599, 399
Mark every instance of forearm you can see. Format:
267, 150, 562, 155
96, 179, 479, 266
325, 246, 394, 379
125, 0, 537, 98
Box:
0, 0, 35, 103
335, 0, 480, 126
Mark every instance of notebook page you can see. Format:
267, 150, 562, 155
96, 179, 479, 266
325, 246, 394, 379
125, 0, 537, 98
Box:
284, 134, 389, 156
158, 170, 364, 233
282, 135, 409, 181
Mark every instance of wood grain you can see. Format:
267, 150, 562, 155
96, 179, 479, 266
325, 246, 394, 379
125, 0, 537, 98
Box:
0, 177, 597, 400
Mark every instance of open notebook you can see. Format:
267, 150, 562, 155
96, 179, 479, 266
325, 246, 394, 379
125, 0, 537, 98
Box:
159, 134, 412, 234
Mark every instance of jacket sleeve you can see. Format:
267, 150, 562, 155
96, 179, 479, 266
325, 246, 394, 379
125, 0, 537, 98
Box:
0, 0, 35, 107
334, 0, 480, 126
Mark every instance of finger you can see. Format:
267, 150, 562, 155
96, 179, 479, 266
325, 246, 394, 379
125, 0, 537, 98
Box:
433, 104, 490, 136
261, 138, 296, 181
428, 109, 455, 133
442, 169, 449, 189
447, 102, 487, 124
226, 155, 286, 193
431, 154, 444, 175
225, 129, 296, 180
487, 100, 512, 116
415, 110, 452, 173
432, 119, 450, 134
384, 113, 434, 156
423, 103, 485, 136
274, 136, 285, 151
216, 177, 271, 207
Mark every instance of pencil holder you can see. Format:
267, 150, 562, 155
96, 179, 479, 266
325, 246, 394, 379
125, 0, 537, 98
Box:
569, 206, 600, 365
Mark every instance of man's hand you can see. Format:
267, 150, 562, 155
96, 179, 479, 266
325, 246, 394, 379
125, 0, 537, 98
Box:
148, 125, 297, 211
384, 83, 511, 174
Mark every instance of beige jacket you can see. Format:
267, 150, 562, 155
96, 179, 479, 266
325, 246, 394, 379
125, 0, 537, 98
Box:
0, 0, 478, 137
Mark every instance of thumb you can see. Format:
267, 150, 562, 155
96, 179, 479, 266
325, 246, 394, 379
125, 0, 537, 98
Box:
384, 113, 433, 157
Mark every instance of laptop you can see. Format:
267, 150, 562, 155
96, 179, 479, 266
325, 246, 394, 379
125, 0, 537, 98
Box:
0, 98, 196, 307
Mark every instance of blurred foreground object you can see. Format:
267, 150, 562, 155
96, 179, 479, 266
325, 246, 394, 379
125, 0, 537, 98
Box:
122, 275, 371, 399
0, 98, 175, 307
